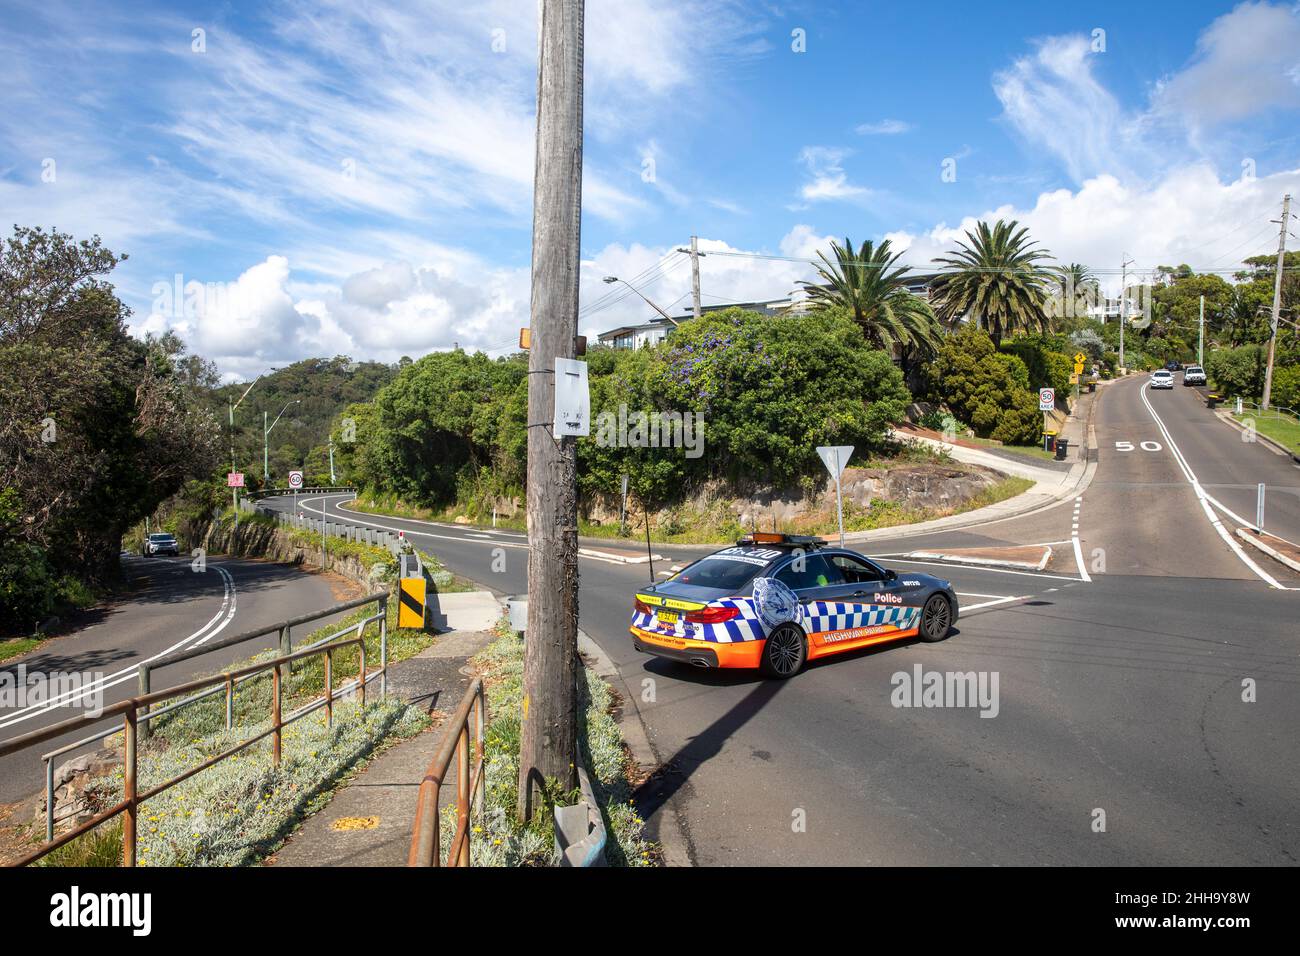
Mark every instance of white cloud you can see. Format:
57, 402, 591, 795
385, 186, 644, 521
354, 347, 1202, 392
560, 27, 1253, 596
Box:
883, 165, 1300, 295
993, 34, 1140, 183
1152, 1, 1300, 129
995, 5, 1300, 185
856, 119, 913, 135
797, 146, 870, 202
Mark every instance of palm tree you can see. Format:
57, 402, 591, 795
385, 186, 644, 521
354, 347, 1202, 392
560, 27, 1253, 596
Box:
800, 237, 945, 360
1052, 262, 1098, 326
929, 220, 1055, 345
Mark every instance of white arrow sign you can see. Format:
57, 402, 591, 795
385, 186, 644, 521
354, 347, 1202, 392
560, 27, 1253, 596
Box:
816, 445, 854, 479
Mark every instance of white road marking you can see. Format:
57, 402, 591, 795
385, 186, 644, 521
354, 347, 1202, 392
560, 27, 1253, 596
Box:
870, 555, 1086, 582
1139, 382, 1293, 590
959, 595, 1026, 612
0, 563, 238, 731
1071, 493, 1092, 583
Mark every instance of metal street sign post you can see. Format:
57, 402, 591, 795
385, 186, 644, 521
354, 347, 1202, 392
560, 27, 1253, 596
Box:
1039, 388, 1055, 451
1257, 483, 1266, 534
816, 445, 854, 547
227, 472, 245, 532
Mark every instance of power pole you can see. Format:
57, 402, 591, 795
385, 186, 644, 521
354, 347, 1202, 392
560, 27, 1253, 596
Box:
1198, 294, 1204, 367
1262, 193, 1292, 411
1119, 255, 1134, 371
676, 237, 706, 321
518, 0, 583, 821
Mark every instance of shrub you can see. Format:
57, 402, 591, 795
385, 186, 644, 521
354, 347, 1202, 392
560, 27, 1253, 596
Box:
927, 327, 1043, 445
1205, 345, 1267, 398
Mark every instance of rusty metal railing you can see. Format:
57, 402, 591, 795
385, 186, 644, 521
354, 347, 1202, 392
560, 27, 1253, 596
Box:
407, 678, 485, 867
32, 590, 389, 841
1, 633, 382, 867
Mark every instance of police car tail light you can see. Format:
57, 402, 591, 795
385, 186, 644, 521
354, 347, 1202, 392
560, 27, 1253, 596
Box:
634, 599, 653, 615
685, 606, 739, 624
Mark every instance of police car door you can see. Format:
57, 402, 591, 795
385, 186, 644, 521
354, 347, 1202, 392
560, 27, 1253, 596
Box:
827, 553, 915, 636
772, 553, 845, 642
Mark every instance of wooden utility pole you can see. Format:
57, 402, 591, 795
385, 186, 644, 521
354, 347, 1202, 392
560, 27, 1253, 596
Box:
518, 0, 584, 821
1262, 194, 1291, 411
676, 236, 705, 320
689, 235, 702, 320
1119, 255, 1134, 371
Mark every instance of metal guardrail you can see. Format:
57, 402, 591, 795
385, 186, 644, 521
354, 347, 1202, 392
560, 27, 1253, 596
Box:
1238, 401, 1300, 423
2, 630, 385, 867
32, 590, 390, 843
408, 678, 485, 867
247, 486, 356, 500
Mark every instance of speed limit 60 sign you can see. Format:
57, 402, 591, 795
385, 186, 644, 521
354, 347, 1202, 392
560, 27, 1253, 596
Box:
1038, 388, 1055, 411
288, 470, 304, 490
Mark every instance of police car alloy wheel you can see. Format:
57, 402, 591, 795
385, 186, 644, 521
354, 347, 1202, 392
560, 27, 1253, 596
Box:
919, 594, 953, 643
761, 623, 807, 678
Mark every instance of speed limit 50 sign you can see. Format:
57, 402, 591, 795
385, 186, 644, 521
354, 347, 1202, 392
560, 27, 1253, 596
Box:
1038, 388, 1055, 411
288, 470, 304, 490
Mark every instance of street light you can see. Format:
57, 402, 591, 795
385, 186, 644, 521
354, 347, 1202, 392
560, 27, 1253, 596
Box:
264, 399, 300, 482
602, 275, 679, 327
227, 368, 275, 530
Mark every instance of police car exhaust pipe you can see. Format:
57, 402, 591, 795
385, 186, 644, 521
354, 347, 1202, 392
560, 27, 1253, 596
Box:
690, 657, 712, 668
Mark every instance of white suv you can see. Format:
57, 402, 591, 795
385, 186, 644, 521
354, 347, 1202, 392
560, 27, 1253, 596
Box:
1183, 366, 1207, 386
1150, 369, 1174, 390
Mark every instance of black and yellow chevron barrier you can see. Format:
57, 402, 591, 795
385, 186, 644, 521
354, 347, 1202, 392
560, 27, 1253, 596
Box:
398, 576, 426, 629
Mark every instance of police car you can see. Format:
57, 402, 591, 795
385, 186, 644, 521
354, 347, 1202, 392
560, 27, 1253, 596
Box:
630, 533, 958, 678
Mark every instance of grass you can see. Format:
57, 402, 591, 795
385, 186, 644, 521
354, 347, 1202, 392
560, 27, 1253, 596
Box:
1235, 411, 1300, 452
30, 595, 436, 867
0, 636, 41, 663
959, 435, 1060, 461
839, 476, 1035, 533
451, 623, 655, 867
348, 493, 528, 534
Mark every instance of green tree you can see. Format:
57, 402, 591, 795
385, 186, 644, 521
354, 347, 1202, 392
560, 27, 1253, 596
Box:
0, 226, 220, 593
930, 220, 1055, 345
658, 307, 910, 486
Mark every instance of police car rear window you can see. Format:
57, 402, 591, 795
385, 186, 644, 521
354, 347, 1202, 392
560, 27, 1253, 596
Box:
675, 556, 769, 590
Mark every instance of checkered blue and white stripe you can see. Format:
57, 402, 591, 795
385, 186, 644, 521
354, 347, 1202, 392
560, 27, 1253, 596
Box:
801, 601, 920, 635
632, 598, 920, 644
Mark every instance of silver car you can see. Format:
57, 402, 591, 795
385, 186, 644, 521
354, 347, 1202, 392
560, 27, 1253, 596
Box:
1150, 369, 1174, 390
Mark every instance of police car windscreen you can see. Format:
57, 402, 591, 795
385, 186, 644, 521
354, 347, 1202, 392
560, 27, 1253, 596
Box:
675, 556, 766, 591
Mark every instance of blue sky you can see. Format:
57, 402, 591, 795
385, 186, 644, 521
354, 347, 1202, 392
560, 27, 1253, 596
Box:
3, 0, 1299, 377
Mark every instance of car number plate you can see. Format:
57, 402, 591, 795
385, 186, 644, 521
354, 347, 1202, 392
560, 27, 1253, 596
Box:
656, 610, 679, 625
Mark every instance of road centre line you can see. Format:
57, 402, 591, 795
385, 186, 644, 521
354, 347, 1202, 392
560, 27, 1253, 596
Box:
0, 563, 237, 730
1139, 383, 1291, 590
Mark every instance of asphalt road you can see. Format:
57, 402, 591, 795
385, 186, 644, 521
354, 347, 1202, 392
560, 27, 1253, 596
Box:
0, 555, 352, 805
271, 378, 1300, 869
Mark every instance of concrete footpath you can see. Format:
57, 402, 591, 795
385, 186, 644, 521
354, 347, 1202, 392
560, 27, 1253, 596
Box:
266, 590, 502, 867
855, 384, 1103, 544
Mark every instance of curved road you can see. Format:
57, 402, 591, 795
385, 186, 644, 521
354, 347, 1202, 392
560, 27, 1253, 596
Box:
0, 554, 351, 806
273, 374, 1299, 868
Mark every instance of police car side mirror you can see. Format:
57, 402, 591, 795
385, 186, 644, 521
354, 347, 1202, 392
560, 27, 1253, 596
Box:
884, 569, 897, 582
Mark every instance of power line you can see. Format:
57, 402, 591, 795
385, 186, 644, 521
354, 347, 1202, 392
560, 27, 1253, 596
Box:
701, 247, 1300, 276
